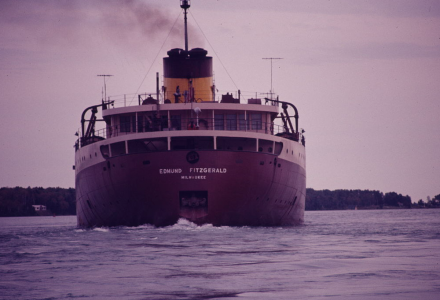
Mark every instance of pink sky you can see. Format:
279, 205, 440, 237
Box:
0, 0, 439, 202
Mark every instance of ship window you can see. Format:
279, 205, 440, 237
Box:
214, 114, 224, 130
170, 115, 181, 130
137, 115, 145, 132
137, 115, 143, 132
198, 118, 209, 130
110, 141, 126, 156
132, 116, 136, 132
171, 136, 214, 150
137, 115, 155, 132
259, 139, 274, 154
251, 113, 262, 130
161, 115, 168, 130
238, 114, 248, 131
226, 114, 237, 130
217, 137, 256, 151
128, 138, 168, 154
274, 142, 283, 155
120, 116, 131, 133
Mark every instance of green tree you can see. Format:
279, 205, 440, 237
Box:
0, 187, 76, 217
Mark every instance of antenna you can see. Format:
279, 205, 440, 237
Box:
262, 58, 283, 97
180, 0, 191, 52
97, 74, 113, 102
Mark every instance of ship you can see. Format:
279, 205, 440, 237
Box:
74, 1, 306, 227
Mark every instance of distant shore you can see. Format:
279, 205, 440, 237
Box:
0, 187, 75, 217
1, 187, 438, 217
306, 188, 439, 211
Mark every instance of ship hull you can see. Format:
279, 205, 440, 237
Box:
76, 150, 305, 227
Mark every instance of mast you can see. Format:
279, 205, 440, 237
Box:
262, 58, 283, 99
97, 74, 113, 103
181, 0, 191, 52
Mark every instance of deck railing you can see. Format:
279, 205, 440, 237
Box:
92, 118, 292, 138
77, 118, 303, 150
101, 91, 280, 109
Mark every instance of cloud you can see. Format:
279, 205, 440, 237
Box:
0, 0, 203, 53
199, 0, 440, 18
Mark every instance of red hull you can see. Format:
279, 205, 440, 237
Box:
76, 150, 305, 227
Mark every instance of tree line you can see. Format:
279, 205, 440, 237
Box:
306, 188, 440, 210
417, 195, 440, 208
0, 187, 439, 217
0, 187, 75, 217
307, 189, 403, 210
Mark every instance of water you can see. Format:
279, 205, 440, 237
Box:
1, 210, 440, 300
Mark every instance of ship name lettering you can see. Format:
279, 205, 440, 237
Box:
159, 168, 182, 174
181, 175, 207, 180
189, 168, 227, 174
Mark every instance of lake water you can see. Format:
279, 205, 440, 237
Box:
1, 209, 439, 300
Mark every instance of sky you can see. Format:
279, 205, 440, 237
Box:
0, 0, 439, 202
